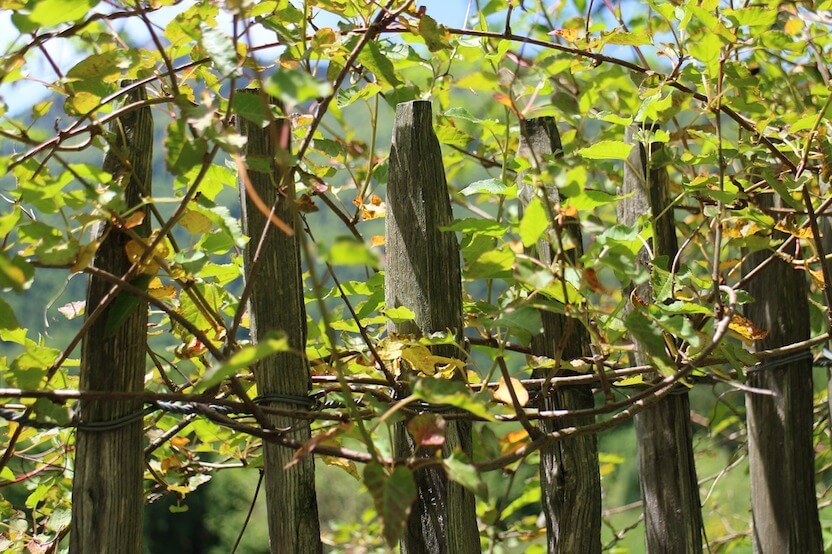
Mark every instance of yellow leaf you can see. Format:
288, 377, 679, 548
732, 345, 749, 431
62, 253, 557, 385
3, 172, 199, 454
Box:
320, 454, 359, 480
124, 235, 170, 275
122, 210, 146, 230
178, 208, 213, 234
549, 28, 580, 43
499, 429, 528, 454
148, 277, 177, 299
492, 92, 515, 110
775, 221, 813, 239
167, 484, 189, 496
808, 268, 826, 290
171, 436, 190, 448
353, 194, 387, 220
71, 240, 100, 273
784, 17, 803, 35
614, 375, 644, 387
728, 314, 768, 341
492, 376, 529, 407
370, 235, 385, 247
559, 205, 579, 219
401, 345, 465, 377
722, 219, 761, 238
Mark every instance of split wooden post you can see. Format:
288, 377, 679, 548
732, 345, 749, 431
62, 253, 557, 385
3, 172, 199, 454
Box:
617, 125, 703, 553
743, 192, 822, 553
517, 117, 601, 554
237, 89, 322, 553
385, 100, 481, 554
70, 84, 153, 554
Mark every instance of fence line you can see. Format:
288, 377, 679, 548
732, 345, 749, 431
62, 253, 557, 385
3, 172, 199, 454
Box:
8, 96, 823, 553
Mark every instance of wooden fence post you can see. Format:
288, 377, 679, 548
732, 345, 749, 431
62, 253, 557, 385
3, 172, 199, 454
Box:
617, 125, 703, 553
517, 117, 601, 553
742, 192, 822, 552
70, 84, 153, 554
385, 100, 481, 553
819, 179, 832, 448
237, 89, 322, 553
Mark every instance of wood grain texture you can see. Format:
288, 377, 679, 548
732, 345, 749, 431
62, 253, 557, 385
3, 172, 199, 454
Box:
819, 179, 832, 464
743, 193, 821, 553
70, 85, 152, 554
237, 90, 322, 553
517, 117, 601, 554
385, 100, 480, 554
617, 125, 703, 553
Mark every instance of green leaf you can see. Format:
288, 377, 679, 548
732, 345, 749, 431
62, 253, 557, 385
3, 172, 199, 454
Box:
8, 343, 60, 389
198, 332, 289, 391
459, 178, 506, 196
492, 306, 542, 345
444, 107, 484, 124
363, 463, 417, 546
603, 30, 651, 46
519, 196, 549, 247
418, 15, 451, 52
324, 237, 379, 269
688, 31, 721, 77
357, 41, 401, 87
166, 119, 207, 175
104, 274, 153, 337
577, 140, 634, 160
0, 296, 20, 330
445, 452, 487, 497
412, 378, 495, 421
200, 24, 241, 78
0, 253, 34, 293
466, 248, 514, 280
724, 7, 777, 29
264, 69, 333, 105
20, 0, 100, 28
566, 189, 629, 211
384, 306, 415, 324
625, 309, 674, 375
231, 92, 269, 125
442, 218, 507, 237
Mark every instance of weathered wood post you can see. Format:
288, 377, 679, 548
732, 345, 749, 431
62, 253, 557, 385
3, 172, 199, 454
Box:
70, 84, 153, 554
385, 100, 481, 553
517, 117, 601, 553
617, 125, 703, 553
237, 89, 322, 553
743, 192, 822, 553
819, 179, 832, 445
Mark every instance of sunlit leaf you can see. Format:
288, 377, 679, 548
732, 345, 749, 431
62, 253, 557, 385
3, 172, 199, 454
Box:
412, 378, 495, 421
577, 141, 634, 160
728, 314, 768, 341
491, 376, 529, 407
197, 332, 289, 391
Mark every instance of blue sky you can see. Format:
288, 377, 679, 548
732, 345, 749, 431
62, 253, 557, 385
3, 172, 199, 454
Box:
0, 1, 477, 116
